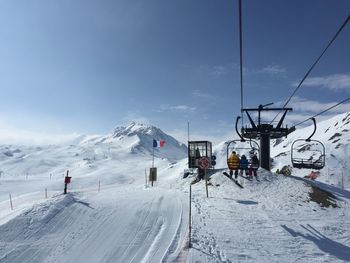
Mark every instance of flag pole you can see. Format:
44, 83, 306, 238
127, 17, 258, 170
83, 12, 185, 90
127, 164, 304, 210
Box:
152, 139, 155, 168
188, 121, 190, 142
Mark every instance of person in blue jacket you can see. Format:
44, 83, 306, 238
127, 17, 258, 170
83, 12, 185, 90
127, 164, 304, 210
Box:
239, 154, 249, 177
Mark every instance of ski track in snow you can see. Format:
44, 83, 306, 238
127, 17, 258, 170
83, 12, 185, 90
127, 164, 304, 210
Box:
187, 171, 350, 262
1, 165, 350, 263
0, 118, 350, 262
0, 187, 187, 263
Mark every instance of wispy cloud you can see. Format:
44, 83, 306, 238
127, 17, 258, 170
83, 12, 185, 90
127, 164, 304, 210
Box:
157, 104, 196, 113
192, 90, 214, 99
196, 64, 237, 77
0, 129, 81, 146
210, 65, 227, 76
299, 73, 350, 91
288, 96, 350, 114
258, 64, 286, 75
168, 127, 235, 145
0, 117, 83, 145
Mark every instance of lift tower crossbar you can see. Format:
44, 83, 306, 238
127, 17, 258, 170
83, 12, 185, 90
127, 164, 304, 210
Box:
240, 104, 295, 171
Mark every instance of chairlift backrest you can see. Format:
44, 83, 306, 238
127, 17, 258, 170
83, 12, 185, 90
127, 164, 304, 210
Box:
290, 118, 325, 170
226, 139, 260, 169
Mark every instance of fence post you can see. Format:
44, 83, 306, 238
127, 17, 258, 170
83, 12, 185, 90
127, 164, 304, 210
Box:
9, 194, 13, 210
145, 169, 147, 187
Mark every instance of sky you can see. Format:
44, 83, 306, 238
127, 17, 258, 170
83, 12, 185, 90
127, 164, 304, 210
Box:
0, 0, 349, 144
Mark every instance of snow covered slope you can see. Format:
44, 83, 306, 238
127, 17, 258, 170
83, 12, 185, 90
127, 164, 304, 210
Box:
185, 170, 350, 262
0, 118, 350, 262
0, 123, 190, 262
0, 188, 187, 263
272, 111, 350, 189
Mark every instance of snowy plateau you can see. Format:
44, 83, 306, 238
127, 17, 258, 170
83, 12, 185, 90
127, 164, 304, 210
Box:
0, 114, 349, 263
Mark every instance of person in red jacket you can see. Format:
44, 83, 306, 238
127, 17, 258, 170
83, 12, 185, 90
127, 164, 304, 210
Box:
308, 171, 317, 180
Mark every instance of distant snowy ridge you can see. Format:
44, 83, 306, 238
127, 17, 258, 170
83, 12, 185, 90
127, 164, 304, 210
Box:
67, 122, 187, 161
0, 122, 187, 177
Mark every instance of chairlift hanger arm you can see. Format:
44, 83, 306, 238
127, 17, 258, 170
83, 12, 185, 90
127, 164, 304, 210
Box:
306, 117, 317, 142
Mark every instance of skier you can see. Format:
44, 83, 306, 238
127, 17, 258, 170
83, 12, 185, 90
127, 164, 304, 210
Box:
239, 154, 249, 177
195, 148, 201, 158
190, 147, 207, 184
228, 151, 240, 179
249, 151, 259, 178
308, 170, 317, 180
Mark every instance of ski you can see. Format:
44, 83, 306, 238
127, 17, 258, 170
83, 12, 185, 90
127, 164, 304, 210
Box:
222, 172, 244, 188
240, 174, 260, 182
239, 174, 253, 181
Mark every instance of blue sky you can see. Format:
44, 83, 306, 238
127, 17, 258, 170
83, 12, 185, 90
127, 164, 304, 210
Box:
0, 0, 349, 144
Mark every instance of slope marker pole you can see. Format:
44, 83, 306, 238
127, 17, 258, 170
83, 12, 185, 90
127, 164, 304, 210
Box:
9, 194, 13, 210
145, 169, 147, 187
205, 168, 209, 198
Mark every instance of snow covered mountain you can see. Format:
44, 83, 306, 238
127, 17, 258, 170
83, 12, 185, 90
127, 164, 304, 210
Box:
0, 122, 187, 179
80, 122, 187, 160
112, 122, 187, 160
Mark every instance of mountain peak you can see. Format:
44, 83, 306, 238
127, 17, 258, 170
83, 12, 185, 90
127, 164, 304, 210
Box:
111, 121, 187, 161
113, 122, 160, 138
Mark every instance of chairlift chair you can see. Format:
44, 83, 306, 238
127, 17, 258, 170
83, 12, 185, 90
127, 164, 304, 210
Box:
226, 116, 260, 170
291, 118, 325, 170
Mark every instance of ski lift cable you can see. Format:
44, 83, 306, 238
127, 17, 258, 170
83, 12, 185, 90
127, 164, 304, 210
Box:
238, 0, 244, 127
293, 96, 350, 127
270, 14, 350, 124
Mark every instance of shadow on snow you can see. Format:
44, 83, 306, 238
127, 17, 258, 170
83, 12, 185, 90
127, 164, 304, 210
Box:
281, 224, 350, 261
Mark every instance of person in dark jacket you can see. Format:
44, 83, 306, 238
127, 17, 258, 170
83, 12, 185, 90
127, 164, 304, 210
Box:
249, 152, 259, 178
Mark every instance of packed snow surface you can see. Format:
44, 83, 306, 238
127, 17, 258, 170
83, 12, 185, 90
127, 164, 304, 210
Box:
186, 171, 350, 262
0, 119, 349, 262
